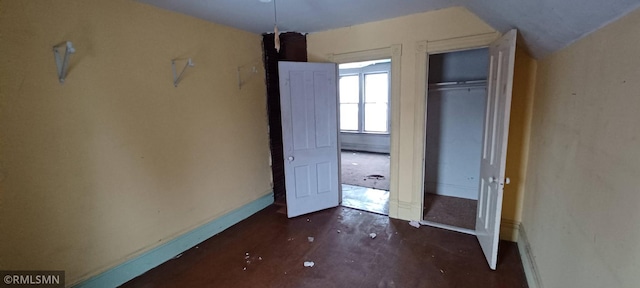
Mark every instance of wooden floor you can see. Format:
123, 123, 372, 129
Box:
122, 205, 528, 288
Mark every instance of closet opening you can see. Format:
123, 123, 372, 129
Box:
422, 48, 489, 230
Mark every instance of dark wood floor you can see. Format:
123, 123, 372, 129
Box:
122, 205, 528, 288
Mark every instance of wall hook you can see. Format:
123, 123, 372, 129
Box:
172, 58, 194, 87
53, 41, 75, 84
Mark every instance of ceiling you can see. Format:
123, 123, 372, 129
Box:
136, 0, 640, 59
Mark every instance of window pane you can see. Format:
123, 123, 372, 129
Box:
339, 75, 360, 103
364, 73, 389, 103
364, 103, 388, 132
340, 103, 359, 131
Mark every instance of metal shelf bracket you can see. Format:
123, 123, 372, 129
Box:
238, 62, 258, 89
53, 41, 75, 84
172, 58, 194, 87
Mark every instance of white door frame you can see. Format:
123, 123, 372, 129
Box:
413, 32, 501, 232
328, 45, 401, 216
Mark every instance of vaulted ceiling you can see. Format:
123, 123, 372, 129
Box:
136, 0, 640, 59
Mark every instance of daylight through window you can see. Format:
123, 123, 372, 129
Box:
338, 59, 390, 133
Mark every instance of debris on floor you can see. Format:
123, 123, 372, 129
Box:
337, 229, 341, 233
258, 257, 263, 261
307, 236, 314, 242
409, 220, 421, 228
366, 174, 385, 180
306, 218, 310, 222
243, 267, 247, 271
303, 261, 315, 268
369, 233, 377, 239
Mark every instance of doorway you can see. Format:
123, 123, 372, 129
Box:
338, 59, 391, 215
422, 48, 489, 229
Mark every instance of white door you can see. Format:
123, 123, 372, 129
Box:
279, 61, 340, 218
476, 29, 517, 270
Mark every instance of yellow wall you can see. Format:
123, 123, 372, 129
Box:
0, 0, 271, 285
522, 7, 640, 288
308, 7, 533, 230
503, 47, 536, 225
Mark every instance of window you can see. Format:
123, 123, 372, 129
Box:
338, 60, 390, 133
339, 75, 360, 131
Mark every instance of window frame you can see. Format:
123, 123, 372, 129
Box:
338, 62, 391, 134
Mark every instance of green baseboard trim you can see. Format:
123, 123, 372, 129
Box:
74, 192, 274, 288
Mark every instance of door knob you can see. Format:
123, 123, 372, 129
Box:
288, 156, 294, 161
488, 177, 510, 185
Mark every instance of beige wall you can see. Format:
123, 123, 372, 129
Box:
523, 7, 640, 288
0, 0, 271, 285
308, 7, 532, 229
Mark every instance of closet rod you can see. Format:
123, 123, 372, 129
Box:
428, 80, 486, 91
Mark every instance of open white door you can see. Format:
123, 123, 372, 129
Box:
279, 61, 340, 218
476, 29, 517, 270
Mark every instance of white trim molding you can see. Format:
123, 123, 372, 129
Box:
423, 32, 500, 54
499, 218, 520, 242
517, 223, 544, 288
390, 199, 422, 220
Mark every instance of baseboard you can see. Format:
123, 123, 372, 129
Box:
499, 218, 520, 242
73, 192, 274, 288
340, 143, 390, 154
424, 182, 477, 200
389, 199, 422, 221
517, 224, 544, 288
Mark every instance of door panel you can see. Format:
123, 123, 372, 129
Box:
279, 61, 340, 218
316, 162, 332, 193
476, 29, 517, 270
294, 166, 311, 198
